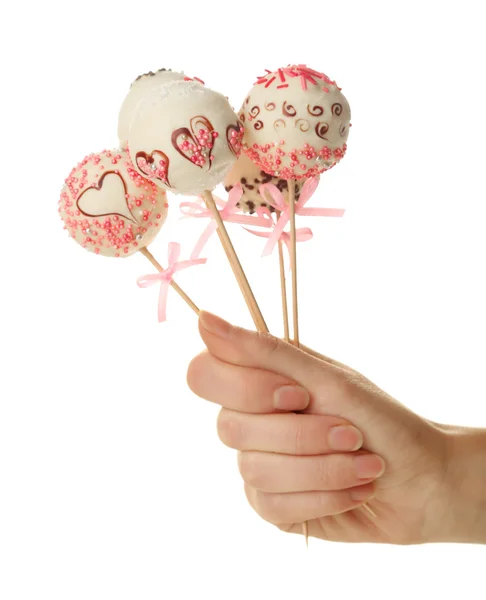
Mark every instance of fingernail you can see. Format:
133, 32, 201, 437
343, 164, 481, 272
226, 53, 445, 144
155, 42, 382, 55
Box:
199, 311, 232, 338
328, 425, 363, 451
350, 484, 375, 502
355, 455, 385, 479
273, 385, 310, 411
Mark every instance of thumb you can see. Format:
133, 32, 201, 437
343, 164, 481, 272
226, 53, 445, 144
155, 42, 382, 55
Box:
198, 311, 336, 390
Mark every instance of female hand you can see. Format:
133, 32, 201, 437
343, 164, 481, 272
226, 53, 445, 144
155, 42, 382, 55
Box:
187, 312, 486, 545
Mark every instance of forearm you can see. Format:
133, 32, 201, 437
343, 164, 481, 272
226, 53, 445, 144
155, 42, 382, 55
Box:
443, 426, 486, 544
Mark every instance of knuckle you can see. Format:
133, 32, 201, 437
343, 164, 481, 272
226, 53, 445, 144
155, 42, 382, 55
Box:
238, 451, 262, 487
216, 409, 242, 448
291, 416, 307, 455
186, 351, 209, 397
252, 490, 284, 524
317, 455, 342, 489
254, 332, 282, 360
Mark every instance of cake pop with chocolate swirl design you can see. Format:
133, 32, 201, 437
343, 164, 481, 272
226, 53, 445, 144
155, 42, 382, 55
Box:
59, 148, 168, 257
223, 153, 306, 214
127, 75, 243, 196
240, 65, 351, 180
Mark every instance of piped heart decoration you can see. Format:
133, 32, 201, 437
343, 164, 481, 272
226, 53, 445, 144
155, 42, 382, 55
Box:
77, 171, 137, 223
135, 150, 171, 187
171, 115, 216, 170
226, 122, 244, 156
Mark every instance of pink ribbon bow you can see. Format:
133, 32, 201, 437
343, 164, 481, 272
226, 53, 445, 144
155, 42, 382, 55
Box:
180, 184, 272, 259
245, 225, 314, 270
257, 177, 345, 257
136, 242, 206, 322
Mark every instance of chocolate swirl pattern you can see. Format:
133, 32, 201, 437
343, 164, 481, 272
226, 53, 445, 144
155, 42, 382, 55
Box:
332, 103, 343, 116
273, 119, 286, 131
295, 119, 310, 132
250, 105, 261, 118
315, 122, 330, 139
265, 101, 276, 111
307, 104, 324, 116
254, 121, 264, 130
283, 101, 297, 117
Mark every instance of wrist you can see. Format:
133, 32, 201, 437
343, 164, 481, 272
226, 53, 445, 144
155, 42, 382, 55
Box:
441, 426, 486, 544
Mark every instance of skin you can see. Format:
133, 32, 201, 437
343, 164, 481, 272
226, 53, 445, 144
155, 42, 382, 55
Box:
187, 311, 486, 545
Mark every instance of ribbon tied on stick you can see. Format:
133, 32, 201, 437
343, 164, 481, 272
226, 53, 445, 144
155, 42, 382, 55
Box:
180, 184, 272, 259
254, 177, 345, 258
137, 242, 206, 322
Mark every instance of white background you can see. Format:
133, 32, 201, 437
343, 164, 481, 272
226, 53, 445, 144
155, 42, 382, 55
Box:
1, 0, 485, 598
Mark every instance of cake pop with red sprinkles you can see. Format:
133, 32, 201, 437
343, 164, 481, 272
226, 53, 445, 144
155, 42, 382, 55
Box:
240, 65, 351, 180
58, 148, 168, 258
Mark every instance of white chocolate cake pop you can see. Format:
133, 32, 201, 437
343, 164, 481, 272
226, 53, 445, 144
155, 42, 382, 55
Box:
59, 148, 168, 257
118, 68, 186, 148
127, 75, 243, 196
240, 65, 351, 180
223, 153, 306, 214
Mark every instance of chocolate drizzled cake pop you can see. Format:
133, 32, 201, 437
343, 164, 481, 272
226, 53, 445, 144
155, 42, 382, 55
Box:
240, 65, 351, 180
223, 153, 306, 214
127, 74, 243, 196
59, 148, 168, 257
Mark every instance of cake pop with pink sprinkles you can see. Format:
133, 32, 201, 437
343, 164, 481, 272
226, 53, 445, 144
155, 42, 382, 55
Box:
240, 65, 351, 180
58, 148, 168, 258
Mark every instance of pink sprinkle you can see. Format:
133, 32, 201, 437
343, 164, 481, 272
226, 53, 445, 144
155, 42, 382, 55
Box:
265, 76, 276, 88
277, 84, 289, 89
194, 77, 205, 84
278, 68, 285, 82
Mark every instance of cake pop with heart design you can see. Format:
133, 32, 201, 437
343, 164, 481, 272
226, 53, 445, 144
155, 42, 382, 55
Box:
127, 76, 244, 196
58, 148, 168, 257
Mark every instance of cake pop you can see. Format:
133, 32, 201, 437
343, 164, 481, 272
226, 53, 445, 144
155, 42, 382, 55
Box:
58, 148, 168, 258
127, 75, 243, 196
223, 153, 306, 214
126, 73, 267, 332
118, 68, 186, 148
240, 65, 351, 180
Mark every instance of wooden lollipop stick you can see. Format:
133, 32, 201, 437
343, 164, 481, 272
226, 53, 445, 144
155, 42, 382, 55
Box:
287, 180, 307, 544
288, 182, 299, 345
139, 247, 200, 315
202, 190, 268, 333
278, 239, 290, 342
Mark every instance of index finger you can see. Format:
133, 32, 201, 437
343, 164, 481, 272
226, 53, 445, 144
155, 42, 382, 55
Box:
187, 350, 310, 413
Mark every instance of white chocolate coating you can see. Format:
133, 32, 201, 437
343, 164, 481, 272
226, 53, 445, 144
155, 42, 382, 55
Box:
127, 77, 243, 196
240, 65, 351, 180
118, 69, 185, 147
223, 153, 305, 213
59, 148, 168, 257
